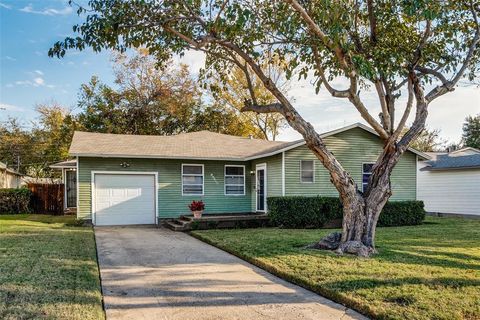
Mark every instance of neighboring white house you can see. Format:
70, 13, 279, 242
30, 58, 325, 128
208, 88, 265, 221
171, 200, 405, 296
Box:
0, 161, 24, 188
417, 147, 480, 216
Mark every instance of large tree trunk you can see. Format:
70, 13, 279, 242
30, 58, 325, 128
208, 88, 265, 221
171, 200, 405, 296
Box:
310, 147, 399, 257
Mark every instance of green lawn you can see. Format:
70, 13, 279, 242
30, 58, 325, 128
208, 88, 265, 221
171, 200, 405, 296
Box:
0, 214, 104, 320
191, 216, 480, 320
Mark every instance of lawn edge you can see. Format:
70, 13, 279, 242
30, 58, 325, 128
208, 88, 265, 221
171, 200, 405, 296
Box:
189, 231, 379, 320
92, 226, 107, 320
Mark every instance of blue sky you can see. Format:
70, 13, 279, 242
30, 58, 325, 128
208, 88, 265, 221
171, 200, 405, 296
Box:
1, 0, 479, 143
0, 0, 114, 122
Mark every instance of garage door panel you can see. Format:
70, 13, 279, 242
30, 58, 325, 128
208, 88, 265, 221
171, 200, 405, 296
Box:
94, 174, 156, 226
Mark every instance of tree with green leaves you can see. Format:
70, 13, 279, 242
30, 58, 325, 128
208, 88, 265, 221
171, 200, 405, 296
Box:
50, 0, 480, 256
462, 114, 480, 149
209, 55, 289, 140
402, 127, 446, 152
78, 51, 260, 136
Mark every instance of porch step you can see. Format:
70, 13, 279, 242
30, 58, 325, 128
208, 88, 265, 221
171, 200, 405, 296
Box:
164, 220, 190, 231
163, 213, 270, 232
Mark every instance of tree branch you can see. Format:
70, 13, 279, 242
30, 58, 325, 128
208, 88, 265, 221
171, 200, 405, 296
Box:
392, 76, 414, 139
425, 1, 480, 103
241, 101, 284, 114
286, 0, 351, 71
374, 80, 390, 132
312, 46, 350, 98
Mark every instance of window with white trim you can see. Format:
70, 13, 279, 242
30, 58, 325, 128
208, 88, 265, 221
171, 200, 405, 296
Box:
362, 163, 374, 192
224, 165, 245, 195
182, 164, 204, 195
300, 160, 314, 183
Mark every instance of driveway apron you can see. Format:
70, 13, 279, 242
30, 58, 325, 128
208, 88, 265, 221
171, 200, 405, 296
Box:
95, 227, 368, 320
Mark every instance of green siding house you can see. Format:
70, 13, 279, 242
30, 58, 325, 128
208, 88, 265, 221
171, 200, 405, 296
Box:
57, 123, 427, 226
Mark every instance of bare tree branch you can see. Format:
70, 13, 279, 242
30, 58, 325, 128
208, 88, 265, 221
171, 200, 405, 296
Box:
392, 77, 414, 139
374, 80, 390, 132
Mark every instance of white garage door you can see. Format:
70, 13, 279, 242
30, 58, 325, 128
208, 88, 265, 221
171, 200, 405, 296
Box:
94, 174, 156, 226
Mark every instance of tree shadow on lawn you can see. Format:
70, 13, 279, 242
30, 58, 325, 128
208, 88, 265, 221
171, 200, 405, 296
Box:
323, 276, 480, 292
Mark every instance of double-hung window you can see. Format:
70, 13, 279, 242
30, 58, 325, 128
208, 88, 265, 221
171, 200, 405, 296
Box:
182, 164, 204, 195
362, 163, 374, 192
224, 165, 245, 195
300, 160, 315, 183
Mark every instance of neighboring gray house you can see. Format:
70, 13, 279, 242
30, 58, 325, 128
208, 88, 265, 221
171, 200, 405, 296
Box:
418, 147, 480, 216
0, 162, 24, 188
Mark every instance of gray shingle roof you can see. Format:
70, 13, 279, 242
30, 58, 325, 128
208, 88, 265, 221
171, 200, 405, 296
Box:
69, 130, 295, 161
423, 152, 480, 170
68, 123, 429, 161
50, 159, 77, 169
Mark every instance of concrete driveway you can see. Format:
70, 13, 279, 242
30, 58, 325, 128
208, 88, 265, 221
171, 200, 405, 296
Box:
95, 227, 367, 320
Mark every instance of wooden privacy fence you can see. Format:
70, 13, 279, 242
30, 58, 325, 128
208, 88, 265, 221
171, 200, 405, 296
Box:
28, 183, 64, 215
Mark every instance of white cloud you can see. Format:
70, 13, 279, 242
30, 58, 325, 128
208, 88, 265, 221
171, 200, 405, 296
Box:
4, 56, 16, 61
13, 77, 55, 89
0, 103, 25, 112
20, 4, 72, 16
34, 70, 44, 76
0, 2, 11, 9
33, 77, 45, 86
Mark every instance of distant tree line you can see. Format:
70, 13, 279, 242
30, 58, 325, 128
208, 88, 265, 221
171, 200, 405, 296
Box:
0, 51, 287, 176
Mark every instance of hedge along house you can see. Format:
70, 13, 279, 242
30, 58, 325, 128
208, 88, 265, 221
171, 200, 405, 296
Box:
62, 123, 428, 226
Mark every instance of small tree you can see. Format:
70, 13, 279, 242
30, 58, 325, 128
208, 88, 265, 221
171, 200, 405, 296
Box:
209, 56, 289, 140
462, 114, 480, 149
402, 127, 447, 152
50, 1, 480, 256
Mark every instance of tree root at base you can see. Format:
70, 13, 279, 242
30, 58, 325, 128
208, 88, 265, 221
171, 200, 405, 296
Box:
306, 232, 376, 257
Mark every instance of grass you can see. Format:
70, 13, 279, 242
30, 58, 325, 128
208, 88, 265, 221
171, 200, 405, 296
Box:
191, 216, 480, 320
0, 214, 104, 320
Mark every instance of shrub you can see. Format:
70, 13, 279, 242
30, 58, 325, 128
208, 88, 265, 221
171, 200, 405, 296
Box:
378, 200, 425, 227
0, 188, 32, 214
267, 196, 425, 228
267, 196, 342, 228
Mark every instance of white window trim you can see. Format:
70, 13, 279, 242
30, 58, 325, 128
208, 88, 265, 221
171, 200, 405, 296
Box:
362, 162, 375, 192
300, 160, 315, 183
224, 165, 246, 196
182, 164, 204, 196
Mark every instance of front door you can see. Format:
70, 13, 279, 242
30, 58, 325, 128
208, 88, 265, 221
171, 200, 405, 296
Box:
65, 170, 77, 208
256, 164, 266, 212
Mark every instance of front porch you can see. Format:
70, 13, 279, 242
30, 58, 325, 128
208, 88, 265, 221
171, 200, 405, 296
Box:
164, 212, 270, 231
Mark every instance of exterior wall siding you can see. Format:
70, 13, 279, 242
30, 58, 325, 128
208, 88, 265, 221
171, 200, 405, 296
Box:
78, 157, 252, 219
417, 163, 480, 215
284, 127, 417, 201
77, 127, 418, 221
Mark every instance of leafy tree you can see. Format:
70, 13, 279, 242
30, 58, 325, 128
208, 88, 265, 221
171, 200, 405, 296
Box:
77, 51, 259, 136
209, 56, 288, 140
0, 103, 77, 176
193, 104, 259, 136
462, 114, 480, 149
0, 118, 34, 173
402, 127, 446, 152
50, 0, 480, 256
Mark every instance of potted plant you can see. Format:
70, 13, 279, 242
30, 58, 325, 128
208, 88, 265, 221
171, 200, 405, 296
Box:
188, 200, 205, 219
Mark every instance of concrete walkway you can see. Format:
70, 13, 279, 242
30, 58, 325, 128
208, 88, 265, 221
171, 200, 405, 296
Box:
95, 227, 368, 320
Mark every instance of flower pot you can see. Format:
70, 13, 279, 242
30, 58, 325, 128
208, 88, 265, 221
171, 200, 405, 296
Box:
192, 210, 203, 219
